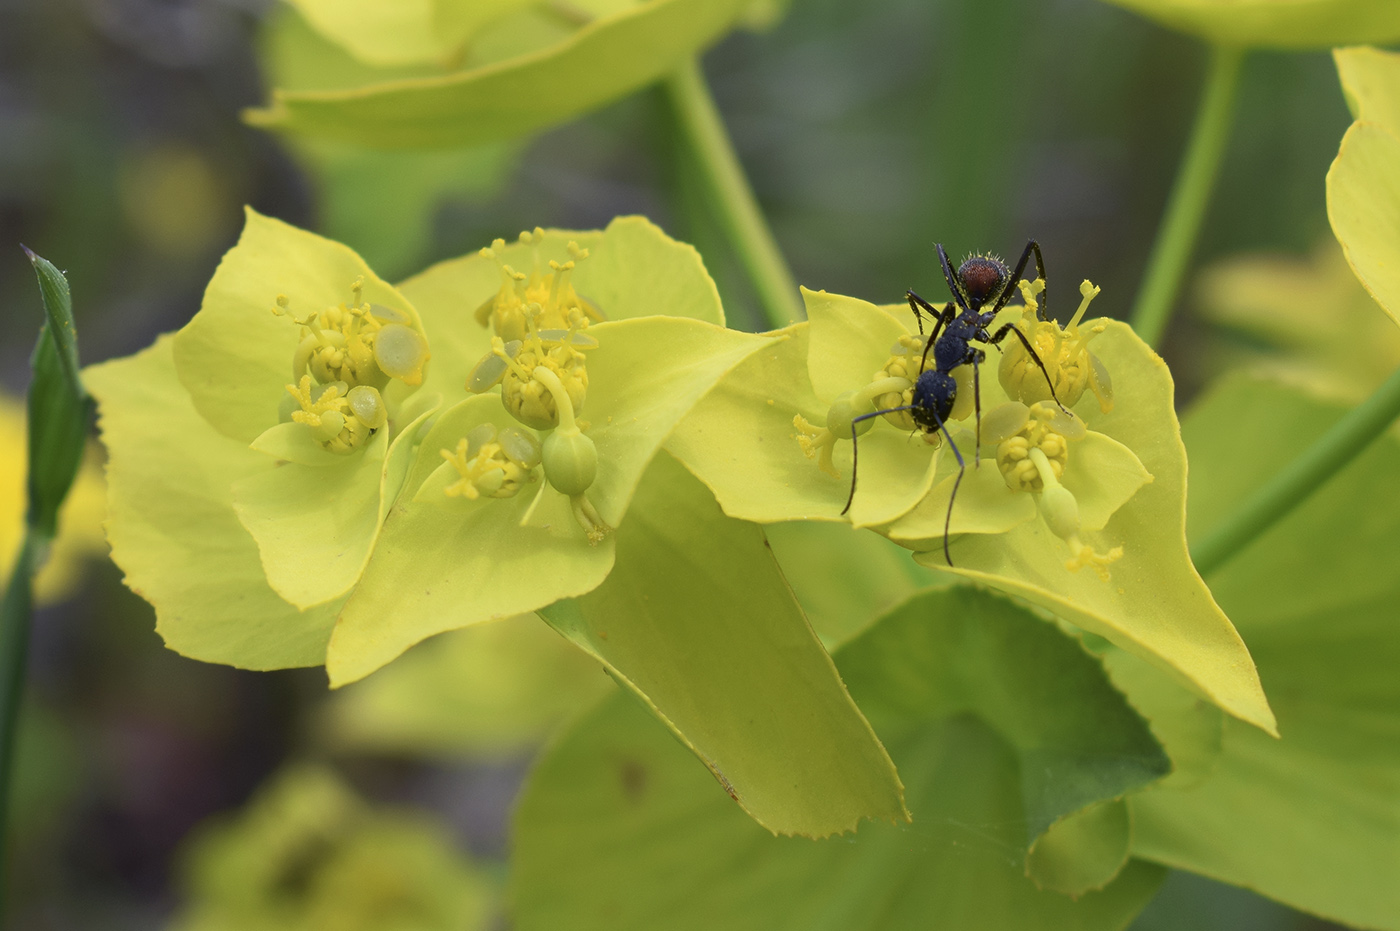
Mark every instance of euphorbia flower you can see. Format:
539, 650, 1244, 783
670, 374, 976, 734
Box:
668, 278, 1276, 734
85, 211, 771, 685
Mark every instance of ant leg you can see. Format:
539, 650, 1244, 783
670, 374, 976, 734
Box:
919, 302, 957, 375
931, 412, 966, 567
937, 244, 972, 314
988, 322, 1069, 413
972, 355, 983, 468
988, 239, 1046, 320
841, 406, 917, 516
907, 290, 940, 335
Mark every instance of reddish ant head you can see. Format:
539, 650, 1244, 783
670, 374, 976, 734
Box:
957, 255, 1009, 310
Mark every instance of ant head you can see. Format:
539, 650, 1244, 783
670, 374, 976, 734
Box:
956, 255, 1009, 310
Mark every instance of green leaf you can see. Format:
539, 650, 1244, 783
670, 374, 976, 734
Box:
1327, 120, 1400, 330
171, 207, 426, 444
246, 0, 755, 149
322, 613, 612, 759
22, 249, 91, 541
915, 323, 1276, 737
763, 519, 948, 649
85, 338, 338, 669
1096, 0, 1400, 49
539, 451, 905, 837
1128, 374, 1400, 929
513, 585, 1169, 929
838, 587, 1169, 843
1025, 799, 1133, 897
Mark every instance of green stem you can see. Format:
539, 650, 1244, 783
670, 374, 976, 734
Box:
1192, 364, 1400, 576
1129, 44, 1245, 348
0, 532, 36, 904
664, 57, 804, 329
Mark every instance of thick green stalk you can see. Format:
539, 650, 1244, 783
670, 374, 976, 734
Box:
1192, 364, 1400, 576
1129, 44, 1246, 348
0, 534, 36, 902
664, 57, 804, 329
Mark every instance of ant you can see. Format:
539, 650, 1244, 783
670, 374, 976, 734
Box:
841, 239, 1067, 566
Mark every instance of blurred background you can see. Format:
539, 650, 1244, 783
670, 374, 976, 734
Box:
0, 0, 1362, 926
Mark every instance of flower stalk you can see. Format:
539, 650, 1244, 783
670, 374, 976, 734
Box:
1129, 43, 1246, 348
664, 57, 804, 329
1192, 362, 1400, 576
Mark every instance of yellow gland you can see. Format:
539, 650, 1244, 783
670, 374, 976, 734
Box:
998, 279, 1113, 413
994, 400, 1084, 492
441, 423, 541, 500
283, 375, 386, 454
474, 229, 603, 342
272, 279, 429, 391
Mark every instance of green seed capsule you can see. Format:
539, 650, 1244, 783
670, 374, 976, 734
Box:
542, 430, 598, 496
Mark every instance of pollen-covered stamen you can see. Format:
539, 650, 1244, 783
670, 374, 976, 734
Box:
473, 231, 603, 342
999, 279, 1112, 412
273, 282, 429, 391
440, 423, 540, 500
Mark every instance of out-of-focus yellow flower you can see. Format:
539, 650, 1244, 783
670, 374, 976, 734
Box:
0, 396, 105, 604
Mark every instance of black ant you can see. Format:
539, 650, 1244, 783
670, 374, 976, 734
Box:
841, 239, 1067, 566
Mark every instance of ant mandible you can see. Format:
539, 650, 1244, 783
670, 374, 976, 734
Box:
840, 239, 1067, 566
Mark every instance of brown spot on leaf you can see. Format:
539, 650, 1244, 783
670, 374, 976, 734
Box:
619, 759, 646, 802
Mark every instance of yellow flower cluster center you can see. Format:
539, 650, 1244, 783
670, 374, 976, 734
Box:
996, 402, 1073, 493
272, 278, 428, 453
441, 423, 540, 500
999, 279, 1112, 413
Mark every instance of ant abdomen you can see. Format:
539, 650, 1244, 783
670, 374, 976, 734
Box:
911, 370, 956, 430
